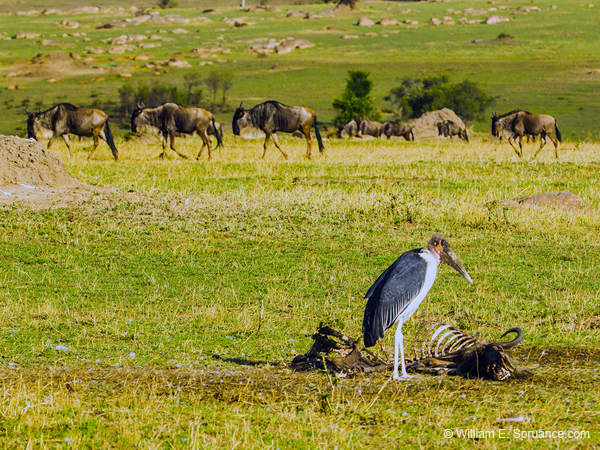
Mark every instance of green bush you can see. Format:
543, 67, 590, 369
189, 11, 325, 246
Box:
385, 75, 495, 124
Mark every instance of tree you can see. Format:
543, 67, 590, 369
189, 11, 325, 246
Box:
384, 76, 495, 123
204, 70, 222, 110
220, 71, 233, 106
332, 70, 376, 126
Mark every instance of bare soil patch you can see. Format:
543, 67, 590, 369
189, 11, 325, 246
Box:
0, 134, 109, 208
1, 51, 104, 78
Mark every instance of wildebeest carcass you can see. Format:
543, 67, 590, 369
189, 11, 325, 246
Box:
405, 321, 531, 380
491, 110, 562, 158
437, 120, 469, 142
26, 103, 118, 160
381, 121, 414, 141
357, 118, 382, 138
131, 102, 222, 160
337, 119, 359, 139
232, 100, 325, 160
291, 322, 531, 380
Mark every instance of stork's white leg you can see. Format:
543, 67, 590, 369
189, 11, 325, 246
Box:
393, 321, 412, 380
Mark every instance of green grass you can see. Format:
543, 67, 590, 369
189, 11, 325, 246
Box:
1, 0, 600, 139
0, 136, 599, 447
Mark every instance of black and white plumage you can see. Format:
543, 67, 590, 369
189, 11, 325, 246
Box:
362, 235, 473, 380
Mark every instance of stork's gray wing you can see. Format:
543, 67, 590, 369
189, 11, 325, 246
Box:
362, 249, 427, 347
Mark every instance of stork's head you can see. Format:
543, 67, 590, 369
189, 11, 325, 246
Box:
428, 235, 473, 283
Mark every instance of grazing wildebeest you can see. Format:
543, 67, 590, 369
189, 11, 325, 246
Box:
337, 119, 359, 139
436, 120, 469, 143
232, 101, 325, 159
358, 118, 382, 138
131, 102, 222, 160
491, 110, 562, 158
381, 121, 415, 141
26, 103, 118, 160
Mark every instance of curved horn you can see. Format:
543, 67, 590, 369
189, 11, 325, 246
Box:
492, 327, 524, 349
25, 106, 30, 115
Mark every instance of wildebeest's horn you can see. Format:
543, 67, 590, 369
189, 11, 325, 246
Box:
25, 106, 30, 115
492, 327, 524, 349
239, 101, 243, 109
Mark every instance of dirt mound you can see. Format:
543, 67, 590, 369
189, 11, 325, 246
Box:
0, 135, 105, 207
499, 191, 592, 211
4, 51, 105, 78
409, 108, 465, 138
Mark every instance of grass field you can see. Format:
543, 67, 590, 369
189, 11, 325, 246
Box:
1, 0, 599, 448
0, 134, 599, 447
1, 0, 600, 139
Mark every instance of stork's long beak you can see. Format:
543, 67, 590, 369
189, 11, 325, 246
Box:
440, 249, 473, 283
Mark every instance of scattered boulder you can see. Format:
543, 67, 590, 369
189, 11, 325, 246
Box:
14, 32, 41, 39
430, 17, 442, 25
379, 18, 398, 26
408, 108, 465, 138
484, 15, 509, 24
357, 16, 375, 27
342, 34, 359, 39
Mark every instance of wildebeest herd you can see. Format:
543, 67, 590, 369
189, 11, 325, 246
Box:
24, 100, 562, 161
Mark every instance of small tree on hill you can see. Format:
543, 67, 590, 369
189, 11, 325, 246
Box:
332, 70, 376, 126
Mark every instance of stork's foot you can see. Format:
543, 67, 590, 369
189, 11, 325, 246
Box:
393, 373, 414, 381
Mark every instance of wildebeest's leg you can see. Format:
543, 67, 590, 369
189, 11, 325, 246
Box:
507, 136, 520, 157
88, 127, 101, 160
262, 133, 271, 159
548, 134, 559, 159
62, 134, 74, 159
533, 132, 548, 159
159, 132, 168, 159
301, 124, 313, 159
271, 133, 288, 160
518, 134, 525, 158
197, 130, 212, 161
169, 131, 188, 159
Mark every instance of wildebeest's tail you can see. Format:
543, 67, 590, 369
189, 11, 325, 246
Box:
555, 123, 562, 142
410, 127, 415, 142
314, 117, 325, 153
212, 116, 223, 148
104, 120, 119, 161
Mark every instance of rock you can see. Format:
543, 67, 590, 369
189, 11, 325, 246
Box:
379, 18, 398, 26
430, 17, 442, 25
134, 54, 153, 61
408, 108, 465, 138
70, 52, 81, 60
357, 16, 375, 27
365, 32, 377, 37
342, 35, 359, 39
15, 32, 41, 39
172, 28, 189, 34
485, 15, 509, 24
287, 11, 304, 18
500, 192, 588, 211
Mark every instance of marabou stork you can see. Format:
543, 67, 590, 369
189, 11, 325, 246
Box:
362, 235, 473, 380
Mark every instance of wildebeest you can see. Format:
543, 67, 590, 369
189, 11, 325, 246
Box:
131, 102, 222, 160
491, 110, 562, 158
436, 120, 469, 142
337, 119, 359, 139
357, 118, 382, 138
381, 121, 414, 141
26, 103, 118, 160
232, 101, 325, 159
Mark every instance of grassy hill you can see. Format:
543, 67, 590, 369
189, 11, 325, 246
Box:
1, 1, 599, 139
